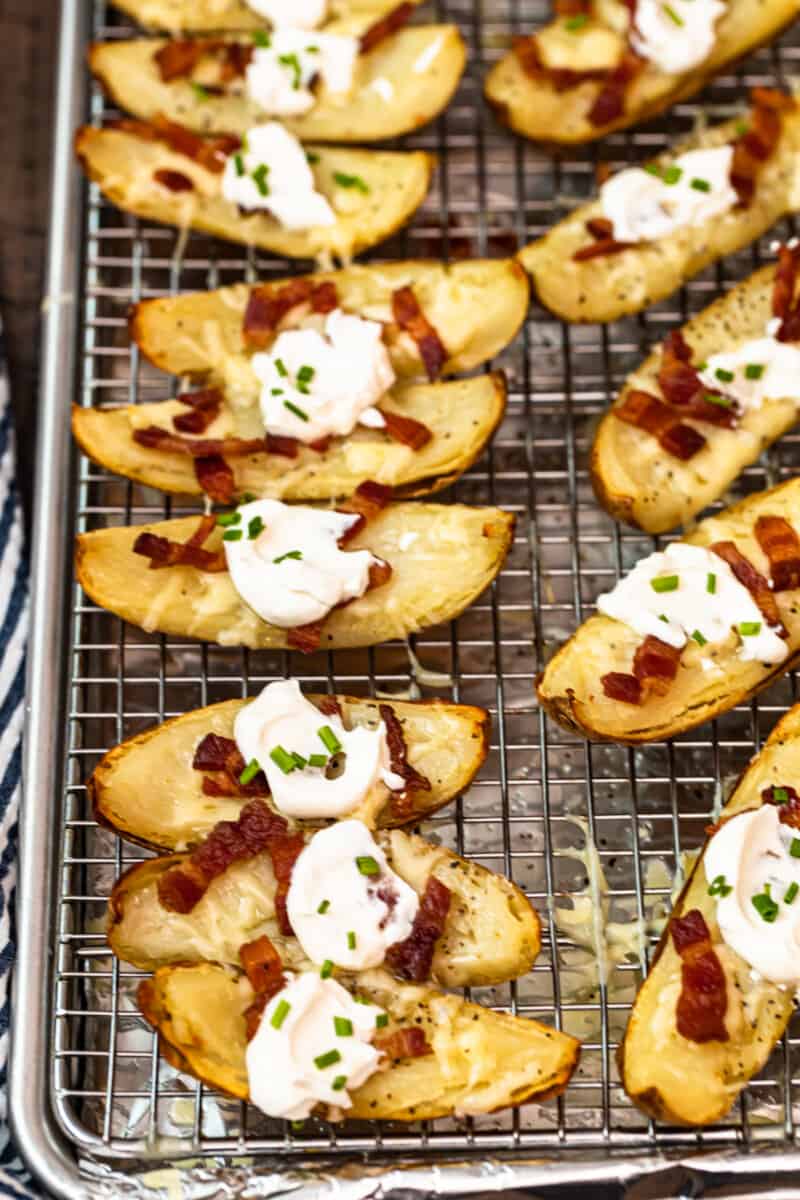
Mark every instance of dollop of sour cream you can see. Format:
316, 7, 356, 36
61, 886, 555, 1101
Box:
699, 335, 800, 413
286, 819, 420, 969
705, 805, 800, 988
630, 0, 725, 74
600, 146, 736, 243
245, 30, 358, 117
234, 679, 404, 818
596, 541, 787, 664
246, 971, 385, 1118
245, 0, 328, 30
221, 122, 335, 230
251, 309, 395, 442
223, 498, 379, 627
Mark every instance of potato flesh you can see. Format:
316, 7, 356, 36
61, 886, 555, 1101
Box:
620, 704, 800, 1125
75, 127, 433, 261
112, 0, 423, 35
537, 477, 800, 743
75, 503, 515, 649
92, 697, 490, 849
89, 28, 466, 143
518, 111, 800, 322
591, 264, 798, 533
140, 962, 580, 1118
72, 374, 506, 501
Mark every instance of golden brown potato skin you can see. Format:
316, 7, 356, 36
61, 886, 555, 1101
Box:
90, 695, 491, 848
518, 109, 800, 323
89, 28, 466, 143
75, 503, 515, 650
75, 126, 433, 261
138, 961, 580, 1119
537, 478, 800, 744
591, 262, 798, 534
619, 703, 800, 1125
485, 0, 798, 145
112, 0, 423, 34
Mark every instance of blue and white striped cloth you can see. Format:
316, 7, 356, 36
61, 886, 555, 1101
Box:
0, 327, 36, 1198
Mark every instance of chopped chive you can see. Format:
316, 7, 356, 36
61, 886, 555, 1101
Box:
306, 43, 320, 52
317, 899, 331, 914
273, 549, 302, 564
318, 725, 342, 754
270, 744, 296, 774
306, 150, 320, 164
661, 164, 682, 185
738, 621, 762, 636
774, 786, 789, 804
252, 163, 270, 196
645, 163, 663, 178
785, 881, 799, 905
239, 758, 261, 786
223, 529, 243, 541
650, 574, 679, 593
707, 572, 717, 594
291, 751, 308, 769
375, 1012, 389, 1028
714, 367, 735, 383
248, 515, 264, 540
296, 364, 315, 394
233, 152, 245, 177
309, 753, 328, 768
278, 51, 303, 89
662, 2, 684, 25
690, 177, 711, 193
334, 1016, 353, 1037
333, 171, 369, 193
791, 838, 800, 858
190, 81, 209, 101
271, 999, 290, 1029
564, 11, 588, 29
659, 614, 669, 623
243, 492, 256, 502
253, 29, 272, 46
331, 1074, 347, 1091
356, 855, 380, 877
320, 959, 334, 978
353, 995, 370, 1004
708, 873, 732, 897
751, 890, 779, 922
346, 930, 356, 950
735, 119, 749, 135
745, 363, 765, 380
704, 393, 734, 408
275, 358, 288, 377
284, 399, 309, 422
314, 1049, 342, 1070
692, 629, 707, 646
217, 510, 241, 527
271, 387, 284, 396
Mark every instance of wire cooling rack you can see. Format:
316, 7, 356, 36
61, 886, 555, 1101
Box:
22, 0, 800, 1184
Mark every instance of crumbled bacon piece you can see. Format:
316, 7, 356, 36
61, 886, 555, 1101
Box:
658, 331, 736, 428
133, 425, 268, 460
268, 833, 306, 936
154, 39, 212, 81
573, 216, 632, 261
613, 390, 706, 460
336, 480, 393, 543
710, 540, 786, 634
379, 704, 431, 797
773, 243, 800, 342
315, 694, 344, 720
762, 783, 800, 829
172, 387, 223, 434
244, 993, 269, 1042
670, 909, 729, 1044
219, 41, 253, 82
374, 1025, 433, 1059
242, 279, 340, 349
601, 671, 641, 704
601, 635, 680, 705
380, 410, 433, 450
192, 731, 269, 797
587, 51, 642, 127
368, 559, 393, 590
754, 515, 800, 592
112, 114, 240, 173
554, 0, 591, 12
512, 35, 606, 92
240, 934, 285, 995
730, 89, 794, 208
133, 513, 227, 572
384, 876, 451, 981
195, 455, 235, 503
359, 0, 414, 54
153, 168, 194, 193
286, 619, 325, 654
391, 287, 448, 382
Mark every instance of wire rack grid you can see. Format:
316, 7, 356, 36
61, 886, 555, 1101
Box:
52, 0, 800, 1170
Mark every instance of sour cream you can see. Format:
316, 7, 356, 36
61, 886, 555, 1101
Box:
234, 679, 404, 818
221, 122, 335, 230
705, 805, 800, 988
600, 146, 736, 244
699, 335, 800, 413
286, 819, 420, 969
246, 971, 385, 1118
245, 0, 328, 29
245, 30, 358, 117
223, 498, 378, 627
251, 308, 395, 442
596, 541, 787, 664
630, 0, 725, 74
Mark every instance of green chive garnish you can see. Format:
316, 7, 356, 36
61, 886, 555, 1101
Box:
738, 621, 762, 636
690, 177, 711, 193
271, 999, 290, 1029
774, 786, 789, 803
333, 171, 369, 193
320, 959, 334, 978
745, 363, 765, 380
704, 393, 733, 408
270, 745, 295, 774
708, 873, 732, 897
217, 510, 241, 527
356, 855, 380, 876
309, 753, 328, 768
714, 368, 735, 383
318, 725, 342, 754
331, 1075, 347, 1091
375, 1012, 389, 1029
314, 1049, 342, 1070
253, 29, 272, 46
692, 629, 707, 646
791, 838, 800, 858
346, 930, 356, 950
707, 572, 717, 594
291, 751, 308, 769
662, 164, 682, 185
222, 529, 243, 541
275, 358, 288, 377
334, 1016, 353, 1037
751, 889, 779, 922
252, 163, 270, 196
317, 899, 330, 914
297, 365, 315, 384
306, 150, 320, 164
785, 882, 799, 904
278, 51, 303, 89
645, 163, 663, 178
239, 758, 261, 786
271, 387, 283, 396
190, 81, 209, 101
273, 549, 302, 564
284, 399, 309, 422
564, 12, 588, 29
248, 516, 264, 540
233, 152, 245, 177
662, 3, 684, 25
650, 574, 679, 593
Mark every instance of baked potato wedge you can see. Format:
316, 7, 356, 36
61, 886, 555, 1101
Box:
619, 703, 800, 1125
485, 0, 798, 145
591, 261, 797, 534
72, 373, 507, 502
518, 106, 800, 323
112, 0, 422, 35
75, 502, 515, 648
74, 125, 433, 261
88, 27, 466, 143
90, 695, 490, 848
108, 829, 541, 988
138, 961, 580, 1119
537, 477, 800, 744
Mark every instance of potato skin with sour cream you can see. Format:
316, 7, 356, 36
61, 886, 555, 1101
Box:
619, 701, 800, 1125
110, 0, 424, 35
537, 477, 800, 744
89, 695, 490, 849
138, 961, 580, 1120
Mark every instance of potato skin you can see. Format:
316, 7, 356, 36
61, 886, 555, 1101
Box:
88, 28, 466, 143
112, 0, 423, 34
89, 695, 491, 849
138, 961, 580, 1119
591, 262, 798, 534
518, 108, 800, 323
619, 703, 800, 1125
485, 0, 798, 145
74, 126, 433, 261
537, 477, 800, 744
75, 502, 515, 650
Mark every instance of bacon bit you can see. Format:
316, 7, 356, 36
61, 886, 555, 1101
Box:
587, 51, 641, 128
240, 934, 284, 995
172, 387, 223, 434
601, 671, 641, 704
391, 287, 448, 382
336, 480, 393, 543
314, 694, 344, 720
157, 798, 289, 913
192, 731, 269, 797
754, 515, 800, 592
359, 0, 414, 54
286, 620, 325, 654
380, 410, 433, 450
133, 513, 227, 572
379, 704, 431, 796
773, 243, 800, 342
633, 635, 681, 698
730, 89, 794, 208
112, 114, 240, 174
242, 279, 340, 349
595, 161, 613, 186
268, 833, 306, 936
512, 35, 606, 92
133, 425, 267, 460
385, 875, 451, 981
154, 39, 211, 81
671, 909, 729, 1044
368, 559, 393, 590
193, 732, 238, 770
153, 168, 194, 193
763, 784, 800, 828
244, 993, 269, 1042
195, 455, 235, 503
554, 0, 592, 11
374, 1025, 433, 1059
710, 540, 786, 634
658, 331, 737, 428
573, 234, 632, 262
220, 41, 254, 82
613, 390, 706, 461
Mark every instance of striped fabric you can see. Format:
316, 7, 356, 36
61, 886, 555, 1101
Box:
0, 329, 36, 1197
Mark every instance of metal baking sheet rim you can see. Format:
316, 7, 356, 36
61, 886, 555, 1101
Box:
9, 0, 800, 1196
